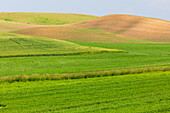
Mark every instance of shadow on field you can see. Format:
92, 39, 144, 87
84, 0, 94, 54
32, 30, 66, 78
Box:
0, 104, 6, 108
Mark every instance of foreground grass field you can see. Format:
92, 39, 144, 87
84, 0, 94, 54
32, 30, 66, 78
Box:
0, 32, 122, 58
0, 12, 98, 25
1, 71, 170, 113
0, 42, 169, 77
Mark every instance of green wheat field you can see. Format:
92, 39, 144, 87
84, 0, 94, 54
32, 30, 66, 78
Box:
0, 12, 170, 113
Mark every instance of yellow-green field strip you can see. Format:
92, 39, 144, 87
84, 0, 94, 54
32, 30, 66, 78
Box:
0, 49, 125, 58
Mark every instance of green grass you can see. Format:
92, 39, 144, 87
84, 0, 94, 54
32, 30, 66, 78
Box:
71, 41, 170, 56
0, 12, 169, 113
0, 32, 123, 58
0, 41, 169, 77
1, 71, 170, 113
0, 12, 98, 25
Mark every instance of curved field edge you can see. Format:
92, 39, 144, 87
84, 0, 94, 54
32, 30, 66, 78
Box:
0, 12, 98, 25
0, 32, 124, 57
0, 67, 169, 83
0, 42, 169, 77
0, 20, 44, 32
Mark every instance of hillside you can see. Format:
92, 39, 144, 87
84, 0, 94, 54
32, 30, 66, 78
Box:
71, 15, 170, 43
0, 20, 42, 32
0, 12, 98, 25
13, 26, 152, 44
0, 32, 123, 58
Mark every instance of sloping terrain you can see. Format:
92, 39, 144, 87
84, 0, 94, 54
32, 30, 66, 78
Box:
71, 15, 170, 43
0, 12, 98, 25
0, 12, 170, 113
0, 32, 123, 57
13, 26, 152, 44
0, 41, 169, 77
0, 20, 42, 32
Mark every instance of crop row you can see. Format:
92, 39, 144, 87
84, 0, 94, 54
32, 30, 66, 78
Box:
0, 49, 125, 58
1, 66, 169, 83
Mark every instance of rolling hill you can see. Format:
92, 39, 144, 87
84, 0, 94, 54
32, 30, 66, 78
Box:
70, 15, 170, 43
0, 12, 98, 25
0, 32, 123, 58
13, 26, 153, 44
0, 20, 42, 32
1, 12, 170, 113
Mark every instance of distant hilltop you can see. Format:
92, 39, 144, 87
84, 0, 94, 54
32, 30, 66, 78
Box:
0, 12, 169, 43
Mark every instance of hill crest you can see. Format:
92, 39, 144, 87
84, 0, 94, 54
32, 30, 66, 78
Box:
0, 12, 98, 25
70, 14, 170, 43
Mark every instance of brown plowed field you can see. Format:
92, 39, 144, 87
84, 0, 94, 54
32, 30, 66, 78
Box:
13, 26, 151, 44
70, 15, 170, 43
